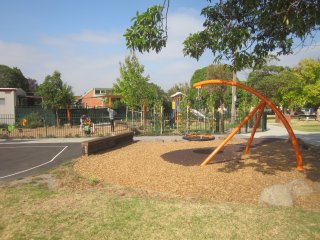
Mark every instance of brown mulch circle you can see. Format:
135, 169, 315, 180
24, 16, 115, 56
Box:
74, 137, 320, 210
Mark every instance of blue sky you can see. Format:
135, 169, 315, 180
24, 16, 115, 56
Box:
1, 0, 319, 95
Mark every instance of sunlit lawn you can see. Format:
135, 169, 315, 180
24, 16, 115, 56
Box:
0, 162, 319, 240
269, 117, 320, 132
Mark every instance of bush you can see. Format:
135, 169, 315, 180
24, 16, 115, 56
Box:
23, 112, 43, 128
0, 124, 8, 129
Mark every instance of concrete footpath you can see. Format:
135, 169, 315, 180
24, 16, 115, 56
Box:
134, 124, 320, 147
239, 124, 320, 146
0, 124, 319, 146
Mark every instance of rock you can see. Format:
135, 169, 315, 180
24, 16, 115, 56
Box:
259, 184, 293, 207
287, 179, 314, 196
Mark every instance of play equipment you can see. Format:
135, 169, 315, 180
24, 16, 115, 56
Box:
184, 86, 213, 141
183, 133, 215, 141
190, 108, 205, 120
193, 79, 303, 170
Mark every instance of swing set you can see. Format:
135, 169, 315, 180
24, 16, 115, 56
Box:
190, 79, 303, 170
183, 86, 215, 141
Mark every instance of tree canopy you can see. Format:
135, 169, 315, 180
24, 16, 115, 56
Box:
0, 65, 30, 91
113, 53, 151, 110
125, 0, 320, 71
37, 71, 74, 110
247, 59, 320, 110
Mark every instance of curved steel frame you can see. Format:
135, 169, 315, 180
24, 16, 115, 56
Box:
193, 80, 303, 170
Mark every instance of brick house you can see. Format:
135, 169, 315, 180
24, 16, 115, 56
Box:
78, 88, 121, 108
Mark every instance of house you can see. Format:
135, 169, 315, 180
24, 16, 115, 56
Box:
78, 88, 121, 108
0, 88, 27, 124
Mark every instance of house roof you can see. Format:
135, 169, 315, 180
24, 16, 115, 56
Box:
0, 88, 17, 91
0, 88, 27, 96
78, 88, 120, 101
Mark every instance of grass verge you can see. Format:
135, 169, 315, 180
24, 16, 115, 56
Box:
270, 118, 320, 132
0, 162, 319, 240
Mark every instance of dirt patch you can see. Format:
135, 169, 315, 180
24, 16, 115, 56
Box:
74, 138, 320, 209
2, 174, 59, 190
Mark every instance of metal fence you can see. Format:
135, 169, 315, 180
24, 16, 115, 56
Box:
0, 107, 267, 138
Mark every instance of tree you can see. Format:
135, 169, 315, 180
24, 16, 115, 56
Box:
295, 58, 320, 108
247, 66, 288, 101
276, 70, 305, 111
113, 53, 151, 112
37, 71, 74, 125
0, 65, 29, 91
27, 78, 39, 92
190, 67, 208, 86
205, 64, 233, 132
125, 0, 319, 71
247, 59, 320, 111
146, 82, 168, 112
167, 82, 190, 97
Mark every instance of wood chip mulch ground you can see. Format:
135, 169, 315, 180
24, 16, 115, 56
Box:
74, 137, 320, 209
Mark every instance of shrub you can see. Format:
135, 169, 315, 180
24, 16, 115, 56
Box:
23, 112, 43, 129
88, 176, 100, 186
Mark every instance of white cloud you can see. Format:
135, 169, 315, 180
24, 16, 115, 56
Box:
41, 30, 122, 48
271, 43, 320, 67
0, 9, 208, 95
0, 41, 48, 67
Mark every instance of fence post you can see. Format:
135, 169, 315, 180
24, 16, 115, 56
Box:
261, 112, 267, 132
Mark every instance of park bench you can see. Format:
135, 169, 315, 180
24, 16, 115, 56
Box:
298, 114, 317, 121
82, 131, 134, 156
114, 120, 129, 128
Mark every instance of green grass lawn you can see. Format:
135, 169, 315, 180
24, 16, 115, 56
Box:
268, 117, 320, 132
0, 163, 319, 240
291, 122, 320, 132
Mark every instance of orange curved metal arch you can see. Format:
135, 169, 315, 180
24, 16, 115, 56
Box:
193, 79, 303, 170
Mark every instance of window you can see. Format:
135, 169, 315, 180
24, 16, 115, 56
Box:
0, 98, 5, 105
95, 89, 106, 95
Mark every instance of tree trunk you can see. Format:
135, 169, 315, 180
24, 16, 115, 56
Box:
231, 70, 237, 123
219, 102, 225, 133
55, 109, 59, 126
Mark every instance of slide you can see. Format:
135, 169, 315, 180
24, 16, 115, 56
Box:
190, 109, 205, 120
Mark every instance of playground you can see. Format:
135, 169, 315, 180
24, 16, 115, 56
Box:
74, 80, 320, 209
74, 137, 320, 209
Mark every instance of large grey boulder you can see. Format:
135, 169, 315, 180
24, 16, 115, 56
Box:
259, 184, 293, 207
287, 179, 314, 197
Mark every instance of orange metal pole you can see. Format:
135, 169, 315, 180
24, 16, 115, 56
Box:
201, 101, 265, 166
108, 97, 112, 108
244, 102, 266, 155
67, 106, 71, 124
194, 80, 303, 170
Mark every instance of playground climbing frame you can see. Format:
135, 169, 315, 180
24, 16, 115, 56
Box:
193, 79, 303, 170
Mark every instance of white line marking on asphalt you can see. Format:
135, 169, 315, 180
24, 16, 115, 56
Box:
0, 146, 64, 148
0, 146, 68, 179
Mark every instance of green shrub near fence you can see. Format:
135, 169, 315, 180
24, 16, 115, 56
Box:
23, 112, 43, 128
